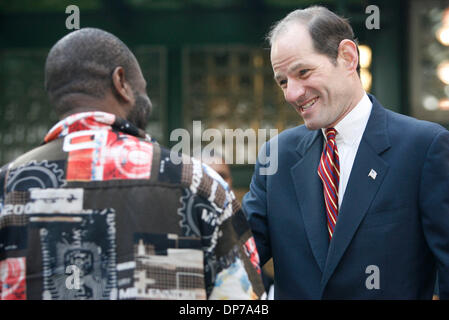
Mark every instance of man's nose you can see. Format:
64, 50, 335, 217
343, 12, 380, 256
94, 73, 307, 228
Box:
284, 78, 306, 104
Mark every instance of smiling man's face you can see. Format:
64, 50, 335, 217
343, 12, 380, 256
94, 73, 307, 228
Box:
271, 22, 353, 130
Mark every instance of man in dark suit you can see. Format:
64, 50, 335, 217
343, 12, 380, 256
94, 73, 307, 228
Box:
243, 6, 449, 299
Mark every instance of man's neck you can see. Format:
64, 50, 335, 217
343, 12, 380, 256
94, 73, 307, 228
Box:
58, 93, 128, 121
327, 80, 365, 129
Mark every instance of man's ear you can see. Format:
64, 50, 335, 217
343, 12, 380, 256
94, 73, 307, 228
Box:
111, 66, 134, 103
337, 39, 359, 74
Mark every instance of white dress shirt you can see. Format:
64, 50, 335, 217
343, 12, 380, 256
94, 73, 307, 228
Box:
321, 93, 372, 208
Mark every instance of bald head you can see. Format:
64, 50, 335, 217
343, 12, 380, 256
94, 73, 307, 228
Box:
44, 28, 148, 123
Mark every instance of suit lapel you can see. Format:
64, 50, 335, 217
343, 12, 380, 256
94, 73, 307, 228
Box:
291, 130, 329, 273
320, 96, 391, 293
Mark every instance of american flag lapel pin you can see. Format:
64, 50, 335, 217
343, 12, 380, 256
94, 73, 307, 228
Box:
368, 169, 377, 180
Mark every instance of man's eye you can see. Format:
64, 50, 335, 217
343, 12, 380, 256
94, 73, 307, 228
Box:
279, 79, 287, 87
299, 69, 310, 76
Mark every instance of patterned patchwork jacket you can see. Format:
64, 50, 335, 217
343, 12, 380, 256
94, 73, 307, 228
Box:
0, 111, 265, 300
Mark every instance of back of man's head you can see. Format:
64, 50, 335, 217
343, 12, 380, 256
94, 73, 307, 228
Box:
45, 28, 141, 117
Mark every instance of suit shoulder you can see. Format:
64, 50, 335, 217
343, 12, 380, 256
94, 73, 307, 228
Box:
385, 109, 448, 139
267, 124, 313, 146
278, 124, 310, 138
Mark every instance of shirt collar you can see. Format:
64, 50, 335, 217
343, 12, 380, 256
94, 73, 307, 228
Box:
322, 93, 372, 146
43, 111, 153, 144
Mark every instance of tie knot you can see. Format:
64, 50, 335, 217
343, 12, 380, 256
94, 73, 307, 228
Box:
325, 128, 337, 141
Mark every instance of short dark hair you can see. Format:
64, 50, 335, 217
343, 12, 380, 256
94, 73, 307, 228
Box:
267, 6, 360, 75
45, 28, 140, 116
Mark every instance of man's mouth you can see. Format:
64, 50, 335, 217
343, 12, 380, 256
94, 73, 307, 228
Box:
299, 97, 319, 112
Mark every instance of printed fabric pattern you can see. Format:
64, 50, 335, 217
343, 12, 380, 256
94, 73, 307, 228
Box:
0, 111, 265, 300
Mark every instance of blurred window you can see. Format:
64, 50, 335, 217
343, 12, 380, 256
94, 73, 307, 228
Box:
410, 0, 449, 125
182, 46, 301, 164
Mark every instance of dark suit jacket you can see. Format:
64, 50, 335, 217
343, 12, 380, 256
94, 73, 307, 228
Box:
243, 95, 449, 299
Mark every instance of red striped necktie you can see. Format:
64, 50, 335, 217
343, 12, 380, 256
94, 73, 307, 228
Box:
317, 128, 340, 239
